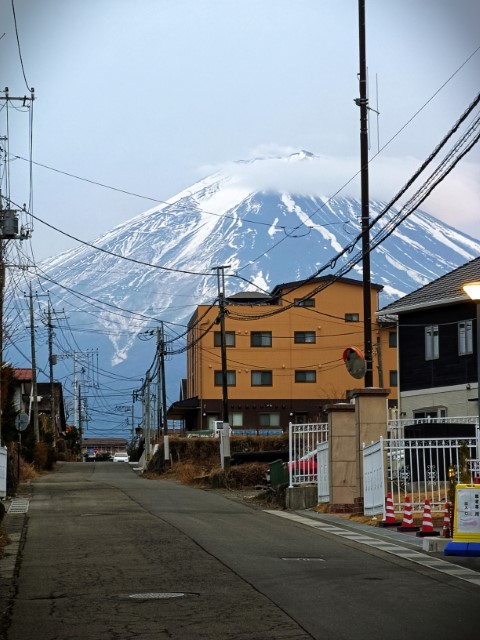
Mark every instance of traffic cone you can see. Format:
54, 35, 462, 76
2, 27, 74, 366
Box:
416, 499, 440, 537
397, 495, 420, 532
379, 492, 400, 527
442, 502, 451, 538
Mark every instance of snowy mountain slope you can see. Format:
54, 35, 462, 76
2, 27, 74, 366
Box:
11, 151, 480, 429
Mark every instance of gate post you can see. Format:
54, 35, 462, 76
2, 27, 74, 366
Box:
327, 402, 357, 512
350, 388, 390, 500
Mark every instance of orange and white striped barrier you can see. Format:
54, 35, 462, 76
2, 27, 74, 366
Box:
397, 495, 420, 532
442, 502, 451, 538
416, 498, 440, 537
379, 492, 400, 527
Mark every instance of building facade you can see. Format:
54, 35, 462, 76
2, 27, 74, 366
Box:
378, 256, 480, 421
172, 276, 397, 431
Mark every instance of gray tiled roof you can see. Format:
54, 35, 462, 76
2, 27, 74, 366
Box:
379, 256, 480, 315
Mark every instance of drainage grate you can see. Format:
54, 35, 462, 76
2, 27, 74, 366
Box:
8, 499, 30, 514
128, 592, 186, 600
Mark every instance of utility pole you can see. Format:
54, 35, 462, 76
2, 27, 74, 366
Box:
356, 0, 373, 387
0, 233, 3, 446
158, 323, 168, 436
78, 383, 84, 461
47, 303, 56, 446
132, 392, 136, 438
214, 266, 230, 426
145, 375, 151, 461
73, 352, 78, 429
29, 285, 40, 443
0, 89, 35, 444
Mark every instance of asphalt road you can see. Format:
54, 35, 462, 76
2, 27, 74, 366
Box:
2, 462, 479, 639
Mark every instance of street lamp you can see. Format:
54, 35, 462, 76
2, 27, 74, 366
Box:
462, 282, 480, 430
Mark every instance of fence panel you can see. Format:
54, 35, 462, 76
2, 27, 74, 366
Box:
0, 446, 7, 498
289, 421, 328, 487
386, 437, 477, 512
317, 441, 330, 503
363, 438, 385, 516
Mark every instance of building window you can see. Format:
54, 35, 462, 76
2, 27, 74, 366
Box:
389, 370, 398, 387
345, 313, 360, 322
295, 370, 317, 383
294, 298, 315, 307
251, 370, 273, 386
259, 413, 280, 427
389, 331, 397, 348
251, 331, 272, 347
294, 331, 316, 344
458, 320, 473, 355
414, 408, 447, 420
425, 325, 439, 360
214, 331, 235, 347
229, 412, 243, 427
214, 370, 236, 386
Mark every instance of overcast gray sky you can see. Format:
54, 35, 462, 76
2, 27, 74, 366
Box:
2, 0, 479, 261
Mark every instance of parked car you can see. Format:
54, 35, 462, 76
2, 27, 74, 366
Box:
288, 451, 317, 474
112, 451, 130, 463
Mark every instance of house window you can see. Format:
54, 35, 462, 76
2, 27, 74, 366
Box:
389, 331, 397, 348
251, 331, 272, 347
251, 370, 273, 386
458, 320, 473, 355
293, 413, 308, 424
294, 331, 316, 344
229, 412, 243, 427
214, 370, 236, 386
295, 370, 317, 383
214, 331, 236, 347
414, 408, 447, 420
425, 325, 439, 360
345, 313, 360, 322
389, 370, 398, 387
259, 413, 280, 427
294, 298, 315, 307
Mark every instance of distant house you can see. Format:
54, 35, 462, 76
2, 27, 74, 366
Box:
82, 438, 128, 457
12, 369, 67, 442
378, 256, 480, 421
169, 276, 398, 432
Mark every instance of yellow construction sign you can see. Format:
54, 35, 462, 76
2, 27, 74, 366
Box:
452, 484, 480, 542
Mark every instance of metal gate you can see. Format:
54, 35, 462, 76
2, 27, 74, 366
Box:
363, 437, 385, 516
288, 421, 328, 487
317, 441, 330, 503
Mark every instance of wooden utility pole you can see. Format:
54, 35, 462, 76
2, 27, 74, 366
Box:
0, 234, 4, 445
47, 303, 56, 446
29, 285, 40, 443
357, 0, 373, 387
214, 266, 230, 426
158, 323, 168, 436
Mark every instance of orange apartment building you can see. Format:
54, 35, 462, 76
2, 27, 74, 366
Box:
170, 276, 398, 432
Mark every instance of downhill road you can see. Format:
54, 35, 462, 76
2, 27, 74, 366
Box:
1, 462, 479, 639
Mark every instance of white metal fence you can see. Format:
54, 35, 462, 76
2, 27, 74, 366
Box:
317, 441, 330, 503
0, 446, 7, 498
363, 438, 386, 516
288, 421, 328, 487
365, 435, 478, 514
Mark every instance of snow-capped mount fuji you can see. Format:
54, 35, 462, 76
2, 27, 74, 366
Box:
13, 150, 480, 426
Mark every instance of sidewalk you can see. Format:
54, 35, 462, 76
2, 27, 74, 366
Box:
0, 483, 33, 625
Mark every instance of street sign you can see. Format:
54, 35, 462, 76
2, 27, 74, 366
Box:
15, 413, 29, 432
